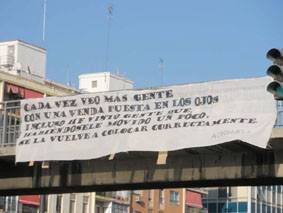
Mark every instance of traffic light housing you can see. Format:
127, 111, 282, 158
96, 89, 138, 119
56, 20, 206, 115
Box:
266, 48, 283, 100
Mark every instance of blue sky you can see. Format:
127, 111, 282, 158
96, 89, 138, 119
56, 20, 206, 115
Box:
0, 0, 282, 88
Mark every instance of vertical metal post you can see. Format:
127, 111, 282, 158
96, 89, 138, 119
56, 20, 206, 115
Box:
2, 102, 7, 145
42, 0, 47, 41
39, 195, 45, 213
129, 191, 133, 213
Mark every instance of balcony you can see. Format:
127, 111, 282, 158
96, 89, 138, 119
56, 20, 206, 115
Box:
0, 101, 20, 149
95, 191, 130, 204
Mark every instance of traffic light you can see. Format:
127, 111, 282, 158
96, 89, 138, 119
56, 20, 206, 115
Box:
266, 48, 283, 100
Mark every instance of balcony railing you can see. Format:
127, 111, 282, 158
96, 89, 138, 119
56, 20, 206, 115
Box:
0, 55, 15, 67
96, 191, 130, 203
0, 101, 20, 146
0, 100, 282, 147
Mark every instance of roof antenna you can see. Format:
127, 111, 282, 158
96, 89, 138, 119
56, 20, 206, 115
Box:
105, 3, 113, 71
42, 0, 47, 41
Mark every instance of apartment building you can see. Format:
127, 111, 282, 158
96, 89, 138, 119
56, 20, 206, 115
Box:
203, 186, 283, 213
0, 40, 79, 213
131, 189, 184, 213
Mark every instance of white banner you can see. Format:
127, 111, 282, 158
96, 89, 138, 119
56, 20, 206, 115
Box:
16, 77, 276, 162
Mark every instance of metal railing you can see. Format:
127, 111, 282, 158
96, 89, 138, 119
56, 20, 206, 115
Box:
96, 191, 130, 202
0, 55, 15, 67
0, 100, 20, 146
0, 100, 283, 147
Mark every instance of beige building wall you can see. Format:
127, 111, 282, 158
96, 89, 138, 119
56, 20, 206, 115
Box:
131, 188, 185, 213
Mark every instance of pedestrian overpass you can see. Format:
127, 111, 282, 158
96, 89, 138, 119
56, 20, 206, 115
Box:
1, 101, 283, 195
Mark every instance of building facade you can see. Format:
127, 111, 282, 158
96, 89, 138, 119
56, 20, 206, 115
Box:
203, 186, 283, 213
131, 189, 186, 213
203, 102, 283, 213
0, 40, 79, 213
79, 72, 133, 93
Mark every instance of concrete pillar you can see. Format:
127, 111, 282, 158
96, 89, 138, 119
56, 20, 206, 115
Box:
247, 186, 251, 213
47, 195, 56, 213
105, 202, 112, 213
75, 193, 83, 213
90, 192, 96, 213
0, 80, 5, 103
61, 194, 70, 213
182, 188, 186, 213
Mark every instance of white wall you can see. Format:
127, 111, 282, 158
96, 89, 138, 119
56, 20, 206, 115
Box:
17, 41, 46, 78
235, 186, 248, 201
75, 194, 83, 213
48, 195, 57, 213
105, 202, 113, 213
109, 75, 133, 91
62, 194, 71, 213
79, 73, 110, 93
0, 40, 46, 79
0, 42, 14, 67
79, 72, 133, 93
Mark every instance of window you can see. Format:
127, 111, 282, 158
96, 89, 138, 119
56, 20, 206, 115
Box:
238, 202, 247, 212
159, 190, 164, 205
69, 194, 76, 213
272, 207, 276, 213
95, 201, 106, 213
218, 187, 228, 198
218, 202, 226, 212
56, 195, 62, 213
251, 202, 256, 212
227, 202, 237, 212
112, 203, 128, 213
272, 191, 276, 203
159, 190, 164, 209
148, 190, 153, 201
208, 203, 217, 213
148, 190, 153, 208
0, 197, 5, 210
262, 203, 267, 213
82, 195, 89, 213
92, 80, 97, 88
278, 186, 282, 193
6, 196, 16, 212
41, 195, 48, 212
169, 191, 179, 203
203, 202, 208, 209
257, 202, 261, 213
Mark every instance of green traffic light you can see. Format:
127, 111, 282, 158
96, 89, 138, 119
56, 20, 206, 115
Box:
267, 81, 283, 100
276, 86, 283, 99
